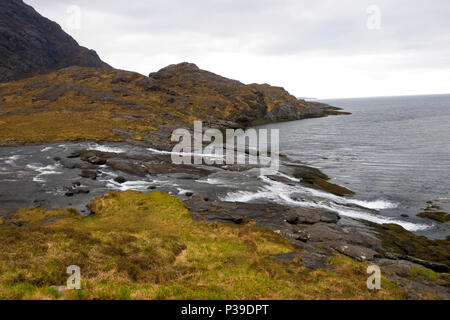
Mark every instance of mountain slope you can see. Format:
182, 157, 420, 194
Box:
0, 0, 110, 83
0, 64, 343, 146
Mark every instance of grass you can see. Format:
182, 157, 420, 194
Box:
0, 191, 406, 300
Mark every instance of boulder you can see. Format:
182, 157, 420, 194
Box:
114, 176, 127, 184
80, 170, 97, 180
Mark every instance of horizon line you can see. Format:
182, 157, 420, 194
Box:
313, 92, 450, 101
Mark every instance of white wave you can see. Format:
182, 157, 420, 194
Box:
2, 155, 21, 165
87, 144, 126, 154
177, 188, 193, 195
26, 163, 62, 182
41, 147, 53, 152
274, 172, 301, 182
345, 199, 397, 210
105, 179, 153, 192
220, 175, 429, 232
196, 178, 226, 185
260, 176, 398, 210
148, 147, 224, 159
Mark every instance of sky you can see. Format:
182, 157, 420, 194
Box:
25, 0, 450, 99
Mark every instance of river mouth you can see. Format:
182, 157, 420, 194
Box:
0, 140, 440, 238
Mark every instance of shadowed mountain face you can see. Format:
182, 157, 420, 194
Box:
0, 0, 110, 83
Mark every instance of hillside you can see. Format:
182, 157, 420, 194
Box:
0, 64, 343, 146
0, 0, 110, 83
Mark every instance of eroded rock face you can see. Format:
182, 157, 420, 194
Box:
0, 0, 110, 83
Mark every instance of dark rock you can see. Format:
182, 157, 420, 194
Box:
299, 253, 332, 271
107, 159, 147, 177
80, 170, 97, 180
267, 175, 297, 184
286, 213, 299, 225
67, 150, 82, 158
86, 156, 107, 165
72, 182, 81, 187
280, 164, 354, 197
65, 191, 74, 197
73, 187, 90, 195
417, 211, 450, 223
370, 223, 450, 271
59, 159, 77, 169
114, 176, 127, 184
185, 192, 194, 197
144, 163, 210, 177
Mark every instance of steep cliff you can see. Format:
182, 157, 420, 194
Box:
0, 0, 110, 83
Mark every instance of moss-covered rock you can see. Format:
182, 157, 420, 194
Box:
372, 223, 450, 270
417, 211, 450, 223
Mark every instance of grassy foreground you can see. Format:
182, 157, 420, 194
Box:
0, 191, 405, 300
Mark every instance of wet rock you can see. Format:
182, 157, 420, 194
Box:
417, 211, 450, 223
280, 164, 354, 197
185, 192, 194, 197
59, 159, 77, 169
80, 170, 97, 180
370, 223, 450, 272
267, 175, 297, 185
73, 187, 90, 195
86, 156, 107, 165
147, 186, 156, 190
286, 207, 340, 225
286, 213, 300, 225
67, 150, 82, 158
169, 173, 202, 180
114, 176, 127, 184
65, 191, 74, 197
72, 182, 81, 187
144, 163, 210, 177
107, 159, 147, 177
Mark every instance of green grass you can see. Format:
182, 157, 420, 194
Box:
0, 191, 406, 300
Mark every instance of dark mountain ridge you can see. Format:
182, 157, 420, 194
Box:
0, 0, 110, 83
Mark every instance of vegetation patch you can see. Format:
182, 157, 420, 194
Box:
0, 191, 404, 300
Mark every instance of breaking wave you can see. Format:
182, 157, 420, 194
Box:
221, 174, 430, 232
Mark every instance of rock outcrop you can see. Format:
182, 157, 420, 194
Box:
0, 0, 110, 83
0, 64, 346, 145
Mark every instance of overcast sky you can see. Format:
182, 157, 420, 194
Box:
26, 0, 450, 99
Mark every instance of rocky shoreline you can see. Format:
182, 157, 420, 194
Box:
1, 141, 448, 299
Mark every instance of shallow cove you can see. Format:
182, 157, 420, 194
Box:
254, 94, 450, 239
